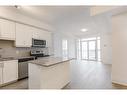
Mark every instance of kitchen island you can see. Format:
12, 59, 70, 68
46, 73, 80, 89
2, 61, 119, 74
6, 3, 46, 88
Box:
28, 56, 72, 89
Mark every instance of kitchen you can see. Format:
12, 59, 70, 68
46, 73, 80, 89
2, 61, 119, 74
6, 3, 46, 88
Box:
0, 0, 127, 95
0, 6, 72, 89
0, 6, 127, 90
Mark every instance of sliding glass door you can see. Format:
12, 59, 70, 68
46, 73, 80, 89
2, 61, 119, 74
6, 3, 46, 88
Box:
77, 37, 101, 61
62, 39, 68, 58
88, 40, 96, 60
81, 41, 88, 60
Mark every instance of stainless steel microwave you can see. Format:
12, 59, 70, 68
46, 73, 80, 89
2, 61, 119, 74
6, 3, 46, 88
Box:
32, 38, 46, 48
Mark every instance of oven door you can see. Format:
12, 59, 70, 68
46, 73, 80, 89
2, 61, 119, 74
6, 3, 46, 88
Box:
18, 62, 28, 80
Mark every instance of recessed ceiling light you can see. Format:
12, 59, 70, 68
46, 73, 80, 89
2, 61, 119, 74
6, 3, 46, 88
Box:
81, 28, 88, 32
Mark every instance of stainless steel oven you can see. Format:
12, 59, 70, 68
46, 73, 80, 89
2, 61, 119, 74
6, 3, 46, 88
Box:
32, 38, 46, 48
18, 57, 35, 80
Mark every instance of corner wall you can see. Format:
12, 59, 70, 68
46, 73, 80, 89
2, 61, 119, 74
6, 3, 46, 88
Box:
112, 12, 127, 85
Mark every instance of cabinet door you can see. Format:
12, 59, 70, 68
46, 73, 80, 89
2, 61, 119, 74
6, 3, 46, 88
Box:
40, 31, 52, 47
25, 26, 32, 47
0, 19, 15, 40
15, 23, 24, 47
39, 30, 47, 40
32, 28, 47, 40
15, 23, 32, 47
0, 62, 3, 85
40, 30, 53, 55
3, 60, 18, 84
46, 32, 53, 55
32, 27, 40, 39
46, 32, 52, 47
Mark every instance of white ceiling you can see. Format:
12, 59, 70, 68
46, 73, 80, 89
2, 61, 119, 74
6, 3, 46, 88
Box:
2, 6, 124, 38
6, 6, 90, 24
5, 6, 93, 37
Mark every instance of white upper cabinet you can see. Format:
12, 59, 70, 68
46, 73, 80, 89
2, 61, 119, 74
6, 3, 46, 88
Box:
32, 27, 47, 40
45, 32, 53, 55
32, 28, 53, 54
32, 27, 40, 39
15, 23, 32, 47
38, 29, 45, 39
15, 22, 52, 49
0, 19, 15, 40
32, 28, 52, 47
0, 18, 52, 49
44, 32, 52, 47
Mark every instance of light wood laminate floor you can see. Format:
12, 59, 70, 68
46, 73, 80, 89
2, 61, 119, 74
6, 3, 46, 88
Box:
1, 60, 127, 89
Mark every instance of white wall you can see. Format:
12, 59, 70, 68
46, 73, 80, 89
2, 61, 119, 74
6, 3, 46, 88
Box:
78, 14, 112, 64
94, 15, 112, 64
100, 33, 112, 64
78, 33, 112, 64
53, 32, 76, 58
112, 12, 127, 85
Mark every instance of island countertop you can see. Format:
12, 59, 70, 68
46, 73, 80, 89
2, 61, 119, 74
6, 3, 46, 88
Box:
28, 56, 73, 67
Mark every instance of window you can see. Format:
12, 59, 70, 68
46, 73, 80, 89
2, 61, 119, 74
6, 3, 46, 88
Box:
97, 38, 101, 61
62, 39, 68, 58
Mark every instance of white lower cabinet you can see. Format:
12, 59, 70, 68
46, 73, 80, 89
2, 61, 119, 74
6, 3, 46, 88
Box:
0, 60, 18, 86
0, 62, 3, 85
3, 60, 18, 84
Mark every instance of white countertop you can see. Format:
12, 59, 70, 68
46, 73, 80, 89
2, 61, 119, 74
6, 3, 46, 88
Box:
28, 56, 73, 67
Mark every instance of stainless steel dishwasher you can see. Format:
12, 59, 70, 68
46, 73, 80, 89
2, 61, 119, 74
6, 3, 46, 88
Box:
18, 57, 34, 80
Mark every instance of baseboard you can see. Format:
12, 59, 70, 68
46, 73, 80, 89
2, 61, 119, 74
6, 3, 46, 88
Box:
112, 80, 127, 87
0, 79, 18, 87
62, 82, 70, 89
